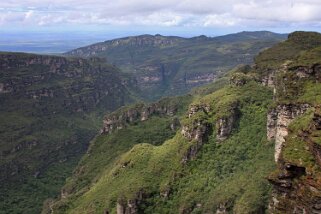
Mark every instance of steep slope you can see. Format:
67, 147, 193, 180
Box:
66, 31, 287, 100
253, 31, 321, 213
51, 31, 321, 214
0, 52, 138, 214
50, 67, 275, 213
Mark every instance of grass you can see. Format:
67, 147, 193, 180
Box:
254, 31, 321, 70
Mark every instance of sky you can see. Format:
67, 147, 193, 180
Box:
1, 0, 321, 53
1, 0, 321, 35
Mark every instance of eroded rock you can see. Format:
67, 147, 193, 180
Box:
116, 191, 146, 214
101, 100, 179, 135
267, 104, 311, 162
216, 116, 235, 141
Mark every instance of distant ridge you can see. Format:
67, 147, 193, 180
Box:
66, 31, 287, 100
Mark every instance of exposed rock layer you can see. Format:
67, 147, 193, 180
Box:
267, 104, 310, 162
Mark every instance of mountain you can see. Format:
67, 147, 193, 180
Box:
65, 31, 287, 100
50, 31, 321, 213
0, 52, 138, 213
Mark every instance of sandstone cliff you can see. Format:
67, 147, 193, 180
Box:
261, 32, 321, 213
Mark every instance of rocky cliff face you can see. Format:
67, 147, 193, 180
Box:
0, 53, 135, 113
66, 34, 185, 57
180, 94, 238, 163
115, 191, 147, 214
262, 31, 321, 213
267, 104, 310, 162
182, 101, 237, 143
101, 98, 181, 135
216, 107, 239, 141
268, 109, 321, 213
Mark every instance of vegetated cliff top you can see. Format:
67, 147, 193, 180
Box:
255, 31, 321, 69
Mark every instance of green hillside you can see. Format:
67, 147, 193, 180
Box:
50, 31, 321, 213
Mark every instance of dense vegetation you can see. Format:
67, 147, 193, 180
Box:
51, 77, 275, 213
0, 53, 137, 214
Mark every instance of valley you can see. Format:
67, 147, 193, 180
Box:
1, 31, 321, 214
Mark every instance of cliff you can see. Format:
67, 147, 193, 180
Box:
0, 52, 138, 213
100, 96, 186, 135
267, 104, 311, 161
253, 31, 321, 213
268, 108, 321, 213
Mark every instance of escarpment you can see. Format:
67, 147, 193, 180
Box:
0, 52, 139, 213
100, 96, 190, 135
0, 53, 135, 114
263, 32, 321, 213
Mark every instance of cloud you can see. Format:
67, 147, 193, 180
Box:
0, 0, 321, 29
233, 1, 321, 22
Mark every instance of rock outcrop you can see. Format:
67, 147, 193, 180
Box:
101, 100, 180, 135
268, 162, 321, 213
216, 203, 228, 214
261, 71, 276, 88
267, 104, 310, 162
116, 191, 147, 214
216, 114, 237, 141
181, 103, 211, 142
181, 104, 212, 163
181, 100, 238, 163
268, 107, 321, 213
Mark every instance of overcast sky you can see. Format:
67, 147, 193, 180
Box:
1, 0, 321, 36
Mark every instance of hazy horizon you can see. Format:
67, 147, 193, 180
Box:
0, 29, 313, 54
1, 0, 321, 53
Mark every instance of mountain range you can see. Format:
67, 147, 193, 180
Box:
66, 31, 286, 100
